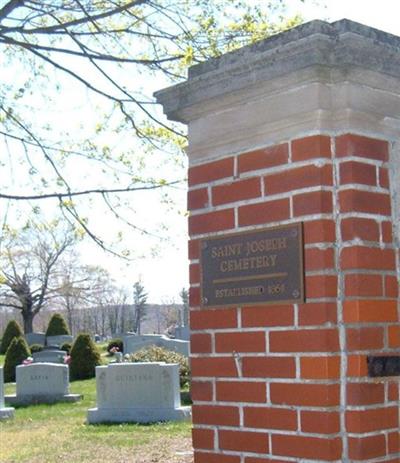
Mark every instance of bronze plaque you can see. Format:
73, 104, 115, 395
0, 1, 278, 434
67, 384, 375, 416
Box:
200, 223, 304, 307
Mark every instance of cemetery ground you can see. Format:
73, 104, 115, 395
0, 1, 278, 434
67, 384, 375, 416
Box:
0, 353, 193, 463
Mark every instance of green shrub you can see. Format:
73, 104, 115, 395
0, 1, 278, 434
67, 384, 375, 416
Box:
69, 333, 101, 380
45, 313, 70, 336
106, 338, 123, 355
0, 320, 24, 355
29, 343, 44, 354
61, 341, 72, 354
4, 336, 31, 383
129, 345, 190, 388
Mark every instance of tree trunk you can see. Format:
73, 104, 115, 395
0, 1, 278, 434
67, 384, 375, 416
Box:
23, 311, 34, 334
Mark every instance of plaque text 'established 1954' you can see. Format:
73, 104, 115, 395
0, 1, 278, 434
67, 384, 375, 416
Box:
200, 223, 304, 307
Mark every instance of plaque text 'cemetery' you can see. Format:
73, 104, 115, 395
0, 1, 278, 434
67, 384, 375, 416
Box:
200, 223, 304, 307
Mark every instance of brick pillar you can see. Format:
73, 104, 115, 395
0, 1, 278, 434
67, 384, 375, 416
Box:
155, 20, 400, 463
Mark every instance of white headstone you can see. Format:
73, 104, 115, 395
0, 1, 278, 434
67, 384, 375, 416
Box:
32, 349, 66, 363
0, 367, 14, 420
46, 335, 73, 348
87, 362, 191, 424
5, 363, 80, 405
123, 334, 189, 357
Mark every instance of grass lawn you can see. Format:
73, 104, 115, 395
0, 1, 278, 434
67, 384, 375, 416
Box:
0, 355, 193, 463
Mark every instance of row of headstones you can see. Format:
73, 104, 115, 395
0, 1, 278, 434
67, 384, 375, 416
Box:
0, 362, 190, 424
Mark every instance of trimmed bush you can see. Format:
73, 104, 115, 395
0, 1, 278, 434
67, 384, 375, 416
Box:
106, 338, 123, 355
0, 320, 24, 355
4, 336, 31, 383
60, 342, 72, 354
69, 333, 101, 380
45, 313, 70, 336
29, 343, 44, 354
129, 345, 190, 388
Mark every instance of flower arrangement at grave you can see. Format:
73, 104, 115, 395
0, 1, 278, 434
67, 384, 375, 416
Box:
63, 355, 71, 365
22, 357, 33, 365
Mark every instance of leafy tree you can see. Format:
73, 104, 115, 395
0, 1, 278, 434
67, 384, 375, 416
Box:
0, 1, 304, 255
0, 319, 23, 354
4, 336, 31, 383
132, 280, 148, 335
45, 312, 70, 336
0, 221, 76, 333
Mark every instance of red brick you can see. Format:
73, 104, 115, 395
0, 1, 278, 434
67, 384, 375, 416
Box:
341, 246, 396, 271
272, 434, 342, 460
245, 458, 291, 463
347, 355, 368, 377
339, 161, 377, 186
270, 329, 339, 353
243, 357, 296, 378
336, 134, 388, 161
244, 407, 297, 430
346, 327, 384, 351
189, 263, 200, 284
303, 219, 336, 244
191, 357, 237, 377
189, 209, 235, 235
241, 305, 294, 327
216, 381, 266, 403
305, 275, 337, 298
238, 143, 289, 174
190, 381, 213, 402
293, 190, 333, 216
270, 383, 340, 407
339, 190, 391, 215
215, 331, 265, 353
379, 167, 390, 188
385, 276, 398, 298
388, 382, 399, 401
300, 410, 340, 434
341, 217, 379, 242
212, 178, 261, 206
346, 407, 398, 433
190, 286, 201, 306
345, 274, 383, 297
238, 198, 290, 226
190, 308, 237, 330
300, 356, 340, 379
194, 452, 240, 463
192, 428, 214, 450
191, 333, 212, 354
343, 300, 398, 323
189, 157, 234, 186
265, 164, 332, 195
219, 430, 269, 454
188, 239, 200, 260
388, 326, 400, 348
348, 435, 386, 460
292, 135, 332, 161
188, 188, 209, 210
347, 382, 384, 405
304, 247, 335, 271
388, 431, 400, 453
192, 404, 239, 426
298, 302, 337, 326
382, 221, 393, 243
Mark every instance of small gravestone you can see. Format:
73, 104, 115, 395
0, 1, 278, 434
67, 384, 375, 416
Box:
87, 362, 191, 424
46, 335, 73, 348
32, 348, 66, 364
123, 334, 189, 357
25, 332, 46, 347
0, 367, 14, 420
5, 363, 81, 405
